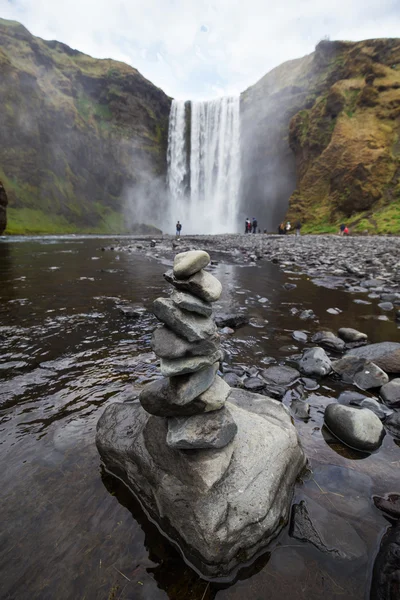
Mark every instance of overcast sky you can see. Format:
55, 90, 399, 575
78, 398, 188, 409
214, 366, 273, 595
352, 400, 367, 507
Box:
1, 0, 399, 99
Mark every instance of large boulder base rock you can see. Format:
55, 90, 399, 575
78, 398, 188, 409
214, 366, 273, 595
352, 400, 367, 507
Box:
96, 389, 306, 579
346, 342, 400, 373
324, 403, 385, 452
173, 250, 210, 279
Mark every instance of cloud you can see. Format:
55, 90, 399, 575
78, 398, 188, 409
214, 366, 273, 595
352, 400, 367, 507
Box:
1, 0, 399, 99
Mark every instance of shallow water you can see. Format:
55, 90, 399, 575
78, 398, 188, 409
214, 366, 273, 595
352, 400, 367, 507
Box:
1, 236, 399, 600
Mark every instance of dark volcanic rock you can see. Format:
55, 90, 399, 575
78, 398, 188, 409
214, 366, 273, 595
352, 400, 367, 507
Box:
290, 498, 367, 560
370, 522, 400, 600
166, 407, 238, 449
214, 312, 249, 329
346, 342, 400, 374
0, 180, 8, 234
324, 403, 385, 452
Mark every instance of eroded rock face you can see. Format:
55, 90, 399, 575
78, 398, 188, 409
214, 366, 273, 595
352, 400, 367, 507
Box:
0, 180, 7, 235
96, 389, 306, 579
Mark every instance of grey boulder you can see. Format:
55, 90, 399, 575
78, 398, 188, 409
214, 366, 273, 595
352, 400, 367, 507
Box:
338, 328, 368, 343
324, 403, 385, 452
380, 378, 400, 408
151, 326, 220, 359
160, 350, 222, 377
164, 269, 222, 303
311, 331, 345, 352
261, 365, 300, 386
152, 297, 216, 342
167, 406, 237, 449
299, 347, 332, 377
139, 363, 218, 416
346, 342, 400, 373
96, 390, 306, 579
170, 290, 212, 317
173, 250, 210, 279
333, 355, 389, 389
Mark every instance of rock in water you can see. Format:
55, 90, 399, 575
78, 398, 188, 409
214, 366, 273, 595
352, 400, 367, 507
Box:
370, 522, 400, 600
380, 378, 400, 408
346, 342, 400, 373
152, 297, 216, 342
160, 350, 222, 377
173, 250, 210, 279
299, 347, 332, 376
167, 407, 238, 449
170, 290, 213, 317
164, 269, 222, 302
332, 356, 389, 389
338, 327, 368, 342
261, 365, 300, 386
324, 404, 385, 452
152, 326, 220, 359
311, 331, 345, 352
96, 389, 306, 579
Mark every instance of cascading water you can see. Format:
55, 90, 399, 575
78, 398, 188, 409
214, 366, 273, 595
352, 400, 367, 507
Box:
167, 97, 241, 234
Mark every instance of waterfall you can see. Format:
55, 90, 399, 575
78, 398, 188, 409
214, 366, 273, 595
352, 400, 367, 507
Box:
167, 97, 240, 234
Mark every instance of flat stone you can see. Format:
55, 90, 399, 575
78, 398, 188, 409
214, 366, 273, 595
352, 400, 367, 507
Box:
96, 391, 306, 578
152, 297, 216, 342
164, 269, 222, 303
380, 378, 400, 408
160, 349, 222, 377
337, 390, 369, 405
152, 326, 220, 359
301, 377, 319, 390
243, 377, 265, 391
299, 347, 332, 377
223, 372, 243, 388
290, 498, 367, 561
338, 328, 368, 343
170, 290, 212, 317
346, 342, 400, 373
324, 403, 385, 452
173, 250, 210, 279
139, 363, 219, 416
214, 312, 249, 329
261, 365, 300, 386
311, 331, 345, 352
292, 331, 308, 343
332, 355, 389, 389
378, 302, 394, 311
167, 406, 238, 449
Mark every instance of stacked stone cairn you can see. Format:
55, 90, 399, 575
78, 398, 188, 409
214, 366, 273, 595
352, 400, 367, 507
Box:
139, 250, 237, 450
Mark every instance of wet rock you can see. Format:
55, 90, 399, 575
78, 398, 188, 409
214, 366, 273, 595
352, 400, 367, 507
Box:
173, 250, 210, 279
171, 290, 212, 317
381, 293, 400, 303
333, 355, 389, 389
311, 331, 345, 352
384, 413, 400, 438
118, 304, 145, 318
261, 365, 300, 386
152, 298, 216, 342
299, 347, 332, 377
292, 331, 308, 343
195, 376, 232, 412
354, 298, 371, 305
378, 302, 394, 311
326, 307, 342, 315
370, 522, 400, 600
380, 378, 400, 408
139, 364, 219, 416
359, 398, 394, 420
219, 326, 235, 335
167, 407, 237, 449
164, 269, 222, 303
151, 326, 220, 359
338, 327, 368, 343
96, 393, 306, 578
361, 278, 384, 288
160, 350, 222, 377
284, 283, 297, 290
337, 390, 368, 405
243, 377, 265, 392
301, 377, 319, 390
214, 312, 249, 329
373, 494, 400, 520
223, 372, 243, 388
299, 309, 316, 321
290, 498, 367, 561
264, 384, 286, 399
290, 399, 310, 420
346, 342, 400, 373
324, 404, 385, 452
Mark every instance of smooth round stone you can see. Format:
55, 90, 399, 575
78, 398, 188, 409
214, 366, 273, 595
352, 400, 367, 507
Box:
173, 250, 211, 279
338, 328, 368, 343
311, 331, 345, 352
378, 302, 394, 311
324, 403, 385, 452
299, 347, 332, 377
166, 407, 238, 449
292, 331, 308, 343
380, 378, 400, 408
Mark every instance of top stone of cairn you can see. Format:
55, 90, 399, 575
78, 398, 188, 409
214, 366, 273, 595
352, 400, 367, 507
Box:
173, 250, 210, 280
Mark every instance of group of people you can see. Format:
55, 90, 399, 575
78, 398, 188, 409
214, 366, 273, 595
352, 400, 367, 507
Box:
244, 217, 258, 233
278, 221, 302, 236
339, 223, 349, 235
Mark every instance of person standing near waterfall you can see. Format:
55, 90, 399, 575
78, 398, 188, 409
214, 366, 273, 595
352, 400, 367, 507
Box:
176, 221, 182, 236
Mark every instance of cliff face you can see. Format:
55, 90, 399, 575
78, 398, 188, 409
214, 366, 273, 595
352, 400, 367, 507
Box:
0, 180, 7, 233
241, 39, 400, 233
0, 18, 171, 234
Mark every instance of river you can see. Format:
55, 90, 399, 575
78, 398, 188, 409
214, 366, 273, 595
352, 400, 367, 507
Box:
1, 236, 399, 600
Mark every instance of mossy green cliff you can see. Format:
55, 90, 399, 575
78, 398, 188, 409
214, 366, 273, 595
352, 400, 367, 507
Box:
241, 39, 400, 234
0, 18, 171, 234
